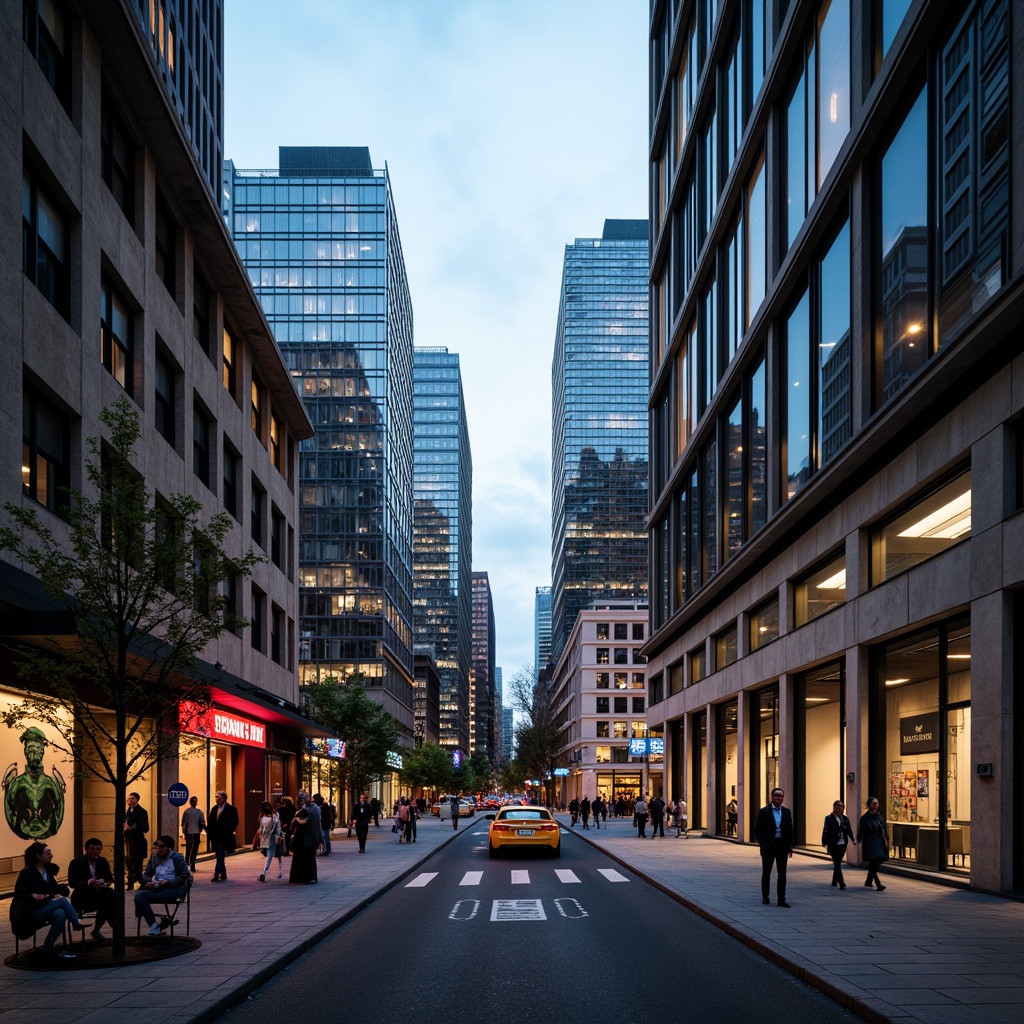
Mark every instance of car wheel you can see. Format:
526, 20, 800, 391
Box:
489, 843, 500, 859
550, 843, 561, 858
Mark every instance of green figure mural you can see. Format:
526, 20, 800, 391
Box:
3, 726, 66, 840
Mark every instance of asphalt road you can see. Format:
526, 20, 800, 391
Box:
224, 823, 856, 1024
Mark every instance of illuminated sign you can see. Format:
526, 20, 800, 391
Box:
628, 738, 665, 756
179, 704, 266, 748
452, 749, 462, 769
553, 768, 569, 777
325, 738, 346, 759
387, 750, 403, 770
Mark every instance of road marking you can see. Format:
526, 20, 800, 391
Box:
510, 870, 530, 884
449, 900, 480, 920
555, 870, 581, 884
597, 868, 629, 883
554, 898, 589, 919
491, 899, 546, 921
405, 873, 437, 887
460, 871, 483, 886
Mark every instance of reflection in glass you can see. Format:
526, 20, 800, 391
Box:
746, 151, 766, 327
819, 221, 851, 465
817, 0, 850, 186
749, 596, 779, 651
748, 357, 767, 535
725, 397, 743, 561
785, 292, 811, 502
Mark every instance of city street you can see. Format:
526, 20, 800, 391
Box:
221, 822, 854, 1024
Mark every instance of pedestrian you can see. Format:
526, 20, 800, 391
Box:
592, 795, 603, 829
615, 795, 625, 818
276, 795, 296, 854
181, 795, 205, 871
397, 798, 410, 843
727, 796, 739, 836
857, 796, 890, 891
450, 794, 460, 830
313, 794, 333, 855
352, 792, 372, 853
674, 797, 688, 837
405, 797, 418, 843
580, 795, 591, 830
568, 797, 579, 827
650, 792, 666, 837
254, 800, 283, 881
289, 791, 321, 884
634, 794, 648, 837
207, 790, 239, 882
821, 799, 856, 889
370, 796, 381, 826
754, 787, 795, 907
122, 791, 149, 889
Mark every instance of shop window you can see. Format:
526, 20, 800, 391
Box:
596, 648, 609, 665
614, 673, 627, 690
871, 470, 971, 584
596, 722, 609, 739
751, 686, 780, 812
222, 441, 239, 520
22, 383, 71, 515
101, 93, 135, 226
23, 166, 70, 321
595, 746, 611, 764
24, 0, 70, 112
101, 276, 133, 394
690, 645, 706, 685
749, 595, 779, 651
715, 624, 738, 670
192, 401, 211, 488
796, 666, 841, 843
717, 700, 739, 835
595, 672, 610, 689
596, 697, 609, 714
669, 662, 683, 696
632, 673, 645, 689
613, 721, 628, 739
613, 697, 627, 714
794, 553, 845, 627
614, 648, 628, 665
154, 348, 177, 448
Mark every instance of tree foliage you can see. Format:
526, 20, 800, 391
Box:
398, 741, 453, 794
508, 666, 562, 805
0, 397, 259, 954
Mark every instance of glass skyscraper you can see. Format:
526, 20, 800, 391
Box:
551, 219, 650, 661
471, 570, 496, 761
413, 347, 472, 753
534, 585, 552, 672
228, 146, 415, 737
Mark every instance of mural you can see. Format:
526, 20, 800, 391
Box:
3, 726, 66, 839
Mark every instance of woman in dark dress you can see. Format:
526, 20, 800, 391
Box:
11, 842, 84, 959
276, 795, 296, 855
288, 792, 318, 884
857, 796, 890, 891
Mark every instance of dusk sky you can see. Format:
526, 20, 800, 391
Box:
224, 1, 649, 690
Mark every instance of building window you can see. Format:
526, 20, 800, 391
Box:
193, 272, 211, 359
784, 291, 811, 503
251, 375, 264, 442
595, 672, 610, 689
613, 721, 628, 739
649, 674, 664, 705
22, 384, 70, 514
596, 722, 610, 739
613, 697, 627, 714
192, 402, 211, 487
154, 349, 176, 447
596, 622, 609, 640
875, 0, 913, 70
632, 673, 645, 689
871, 470, 972, 585
715, 624, 738, 670
271, 507, 284, 570
749, 596, 780, 652
23, 167, 69, 320
223, 326, 236, 396
154, 192, 176, 298
596, 697, 609, 714
270, 415, 283, 474
271, 604, 284, 665
632, 697, 645, 714
690, 645, 706, 685
746, 150, 767, 327
223, 573, 238, 633
669, 662, 683, 696
613, 623, 627, 641
100, 277, 132, 393
632, 623, 644, 641
794, 552, 846, 627
223, 441, 239, 520
101, 93, 134, 225
251, 584, 265, 653
613, 648, 629, 665
596, 648, 610, 665
595, 746, 611, 764
251, 477, 265, 549
23, 0, 70, 111
613, 673, 628, 690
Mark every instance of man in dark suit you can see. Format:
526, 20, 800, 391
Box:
68, 837, 116, 940
753, 787, 795, 907
351, 793, 373, 853
821, 799, 857, 889
123, 791, 149, 889
207, 790, 239, 881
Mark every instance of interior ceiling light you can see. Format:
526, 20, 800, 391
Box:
897, 490, 972, 540
885, 678, 910, 687
816, 568, 846, 590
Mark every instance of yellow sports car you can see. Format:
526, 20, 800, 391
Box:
486, 807, 561, 858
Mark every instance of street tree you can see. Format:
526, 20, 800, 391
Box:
398, 741, 454, 797
508, 666, 562, 806
0, 398, 259, 955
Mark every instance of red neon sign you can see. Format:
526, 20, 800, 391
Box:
179, 704, 266, 748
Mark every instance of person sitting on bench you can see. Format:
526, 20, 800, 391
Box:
134, 835, 190, 937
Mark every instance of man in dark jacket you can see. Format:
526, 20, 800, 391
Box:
352, 793, 373, 853
68, 838, 115, 940
649, 793, 667, 837
123, 792, 149, 889
754, 787, 795, 907
207, 790, 239, 882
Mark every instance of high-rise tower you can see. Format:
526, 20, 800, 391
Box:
228, 146, 415, 740
413, 347, 473, 753
550, 219, 650, 661
534, 585, 552, 673
471, 571, 496, 761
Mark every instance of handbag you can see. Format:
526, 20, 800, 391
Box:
391, 824, 398, 833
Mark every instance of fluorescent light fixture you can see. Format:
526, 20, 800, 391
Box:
948, 654, 971, 660
816, 569, 846, 590
885, 678, 910, 687
897, 490, 972, 540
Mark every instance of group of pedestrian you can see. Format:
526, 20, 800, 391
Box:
394, 796, 419, 843
755, 789, 892, 907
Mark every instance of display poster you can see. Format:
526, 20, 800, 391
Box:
0, 690, 76, 868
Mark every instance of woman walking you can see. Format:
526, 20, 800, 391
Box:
821, 800, 856, 888
857, 796, 890, 891
254, 801, 283, 881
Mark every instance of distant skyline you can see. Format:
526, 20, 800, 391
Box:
224, 1, 649, 681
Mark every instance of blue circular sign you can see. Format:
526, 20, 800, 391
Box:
166, 783, 190, 807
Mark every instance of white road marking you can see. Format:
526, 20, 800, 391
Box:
405, 872, 437, 887
449, 899, 480, 920
460, 871, 483, 886
597, 868, 630, 883
554, 898, 589, 919
491, 899, 546, 921
510, 870, 530, 884
555, 869, 581, 884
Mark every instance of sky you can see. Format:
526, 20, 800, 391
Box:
224, 0, 649, 691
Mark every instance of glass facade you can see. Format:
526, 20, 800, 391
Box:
471, 572, 496, 761
230, 147, 415, 726
413, 348, 472, 753
551, 220, 650, 660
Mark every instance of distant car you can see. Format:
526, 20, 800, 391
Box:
486, 806, 560, 858
482, 796, 500, 810
458, 799, 475, 818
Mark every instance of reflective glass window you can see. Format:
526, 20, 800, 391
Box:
794, 553, 846, 627
784, 292, 811, 503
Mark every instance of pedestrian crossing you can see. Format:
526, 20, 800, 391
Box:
406, 868, 630, 888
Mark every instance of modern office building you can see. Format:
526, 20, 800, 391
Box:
551, 602, 654, 808
413, 647, 441, 747
471, 571, 497, 761
131, 0, 223, 201
228, 146, 416, 743
413, 347, 472, 753
502, 704, 514, 764
551, 220, 650, 662
2, 0, 315, 887
534, 585, 552, 672
645, 0, 1020, 892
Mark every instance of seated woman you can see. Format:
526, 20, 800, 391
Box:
134, 834, 191, 936
10, 842, 84, 960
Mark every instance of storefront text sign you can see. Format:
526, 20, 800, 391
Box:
179, 704, 266, 748
900, 712, 939, 755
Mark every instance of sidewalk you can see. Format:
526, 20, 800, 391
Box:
564, 814, 1024, 1024
0, 816, 464, 1024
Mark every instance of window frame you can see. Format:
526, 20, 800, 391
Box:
23, 165, 70, 320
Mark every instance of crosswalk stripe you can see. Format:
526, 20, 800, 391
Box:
405, 873, 437, 887
510, 870, 530, 884
555, 870, 581, 884
460, 871, 483, 886
597, 868, 630, 883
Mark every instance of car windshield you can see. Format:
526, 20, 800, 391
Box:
499, 810, 548, 821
